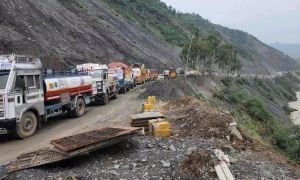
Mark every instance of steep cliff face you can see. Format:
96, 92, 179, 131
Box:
0, 0, 298, 74
0, 0, 182, 69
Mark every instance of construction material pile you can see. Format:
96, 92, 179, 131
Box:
180, 150, 216, 178
132, 96, 172, 138
139, 79, 193, 101
164, 97, 233, 139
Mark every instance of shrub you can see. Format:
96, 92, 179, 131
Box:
222, 88, 247, 104
236, 77, 248, 85
272, 125, 300, 162
242, 98, 272, 123
221, 77, 233, 87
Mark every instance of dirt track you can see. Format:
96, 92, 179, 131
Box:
0, 87, 144, 164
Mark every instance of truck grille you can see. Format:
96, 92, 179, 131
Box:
0, 95, 4, 117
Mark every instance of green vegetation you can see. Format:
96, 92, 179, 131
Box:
106, 0, 260, 63
106, 0, 190, 46
181, 31, 241, 74
242, 98, 272, 123
215, 75, 300, 163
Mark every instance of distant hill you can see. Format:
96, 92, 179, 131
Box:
270, 43, 300, 59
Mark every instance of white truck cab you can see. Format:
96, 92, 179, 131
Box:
0, 55, 93, 139
0, 54, 44, 138
77, 64, 118, 104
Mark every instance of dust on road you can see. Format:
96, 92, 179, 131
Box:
0, 88, 144, 164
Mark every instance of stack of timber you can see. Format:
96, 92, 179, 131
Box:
131, 112, 165, 132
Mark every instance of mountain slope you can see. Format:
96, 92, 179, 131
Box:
270, 43, 300, 60
0, 0, 182, 69
0, 0, 298, 74
108, 0, 299, 74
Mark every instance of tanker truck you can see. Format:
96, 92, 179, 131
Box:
76, 63, 119, 104
108, 62, 134, 93
0, 55, 94, 139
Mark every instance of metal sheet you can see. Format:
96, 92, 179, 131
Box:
6, 126, 141, 173
51, 127, 140, 152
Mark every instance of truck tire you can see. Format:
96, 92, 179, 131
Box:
112, 91, 118, 99
71, 98, 86, 117
15, 111, 38, 139
102, 92, 109, 105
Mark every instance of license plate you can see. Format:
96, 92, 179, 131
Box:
0, 128, 7, 135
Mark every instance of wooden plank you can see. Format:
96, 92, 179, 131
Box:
220, 161, 235, 180
131, 112, 164, 120
7, 148, 68, 173
215, 164, 228, 180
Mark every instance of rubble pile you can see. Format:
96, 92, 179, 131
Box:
139, 79, 193, 101
164, 97, 233, 138
180, 150, 216, 178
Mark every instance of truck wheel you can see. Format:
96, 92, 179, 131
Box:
72, 98, 86, 117
112, 91, 118, 99
15, 111, 38, 139
102, 92, 109, 105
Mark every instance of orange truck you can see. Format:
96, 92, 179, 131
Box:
132, 63, 147, 84
149, 69, 159, 81
108, 62, 134, 93
169, 68, 177, 79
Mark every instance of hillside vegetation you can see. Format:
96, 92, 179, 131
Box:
214, 75, 300, 163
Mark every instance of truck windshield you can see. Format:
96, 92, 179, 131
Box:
0, 71, 9, 89
90, 70, 103, 79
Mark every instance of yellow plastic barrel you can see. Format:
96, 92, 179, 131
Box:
152, 121, 171, 138
147, 96, 156, 104
143, 103, 155, 112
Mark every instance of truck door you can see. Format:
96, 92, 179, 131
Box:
23, 75, 42, 103
14, 74, 44, 117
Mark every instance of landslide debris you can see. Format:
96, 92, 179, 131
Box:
164, 96, 233, 138
139, 78, 194, 101
180, 150, 216, 178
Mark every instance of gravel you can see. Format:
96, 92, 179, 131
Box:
2, 134, 298, 180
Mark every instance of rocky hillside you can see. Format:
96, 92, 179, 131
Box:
0, 0, 182, 69
0, 0, 298, 73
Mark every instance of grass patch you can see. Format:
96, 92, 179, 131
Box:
242, 98, 273, 123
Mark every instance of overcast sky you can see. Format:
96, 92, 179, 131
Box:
162, 0, 300, 44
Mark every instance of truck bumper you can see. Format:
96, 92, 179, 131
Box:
0, 118, 16, 134
94, 93, 105, 100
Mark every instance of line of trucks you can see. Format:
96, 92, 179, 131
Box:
0, 54, 161, 139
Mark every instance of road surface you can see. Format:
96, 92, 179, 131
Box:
0, 87, 144, 164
